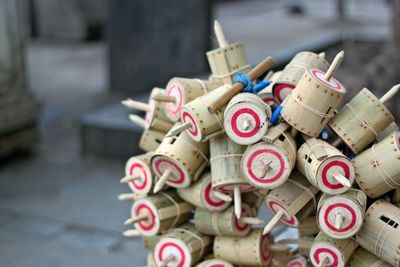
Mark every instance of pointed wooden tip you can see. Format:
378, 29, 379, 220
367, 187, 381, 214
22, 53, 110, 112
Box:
214, 191, 232, 202
167, 121, 192, 137
324, 50, 344, 81
380, 84, 400, 104
129, 114, 147, 129
121, 98, 151, 112
318, 52, 326, 59
152, 94, 176, 103
332, 173, 351, 187
234, 187, 242, 219
124, 214, 149, 225
239, 217, 264, 225
267, 243, 291, 252
263, 210, 284, 235
123, 229, 141, 237
118, 193, 136, 201
213, 19, 228, 48
120, 175, 140, 183
153, 169, 172, 193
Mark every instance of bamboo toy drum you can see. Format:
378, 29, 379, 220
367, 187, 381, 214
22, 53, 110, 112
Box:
377, 122, 399, 142
356, 199, 400, 266
281, 68, 346, 137
329, 88, 395, 154
131, 190, 193, 236
287, 256, 310, 267
348, 247, 391, 267
177, 171, 231, 212
143, 235, 161, 250
196, 259, 234, 267
273, 52, 329, 103
181, 85, 231, 142
265, 172, 319, 229
194, 204, 253, 237
207, 42, 250, 85
310, 232, 357, 267
317, 189, 367, 239
257, 71, 281, 107
124, 152, 154, 195
352, 132, 400, 199
223, 93, 272, 145
165, 78, 222, 122
297, 138, 355, 195
139, 128, 165, 152
151, 124, 209, 189
241, 122, 297, 189
214, 229, 273, 266
145, 88, 174, 132
154, 224, 213, 267
299, 216, 320, 237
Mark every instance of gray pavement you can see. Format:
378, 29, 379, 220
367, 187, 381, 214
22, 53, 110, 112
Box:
0, 0, 391, 266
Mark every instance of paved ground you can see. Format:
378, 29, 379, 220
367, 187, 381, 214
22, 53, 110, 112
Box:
0, 0, 391, 266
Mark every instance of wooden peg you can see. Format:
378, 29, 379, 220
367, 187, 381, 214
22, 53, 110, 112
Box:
324, 51, 344, 81
214, 191, 233, 202
214, 20, 228, 48
152, 94, 176, 103
122, 229, 141, 237
120, 175, 140, 183
121, 98, 151, 112
335, 213, 344, 229
317, 256, 329, 267
332, 172, 351, 187
234, 187, 242, 219
208, 56, 275, 112
160, 254, 176, 267
380, 84, 400, 104
129, 114, 147, 129
267, 243, 290, 251
263, 210, 284, 235
166, 121, 192, 137
318, 52, 326, 59
124, 213, 149, 225
242, 118, 251, 130
118, 193, 136, 201
239, 217, 264, 225
153, 168, 172, 193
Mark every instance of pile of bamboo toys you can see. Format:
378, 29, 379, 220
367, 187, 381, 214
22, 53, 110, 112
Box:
118, 20, 400, 267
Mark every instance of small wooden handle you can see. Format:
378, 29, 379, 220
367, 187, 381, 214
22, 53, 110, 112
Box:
208, 56, 275, 113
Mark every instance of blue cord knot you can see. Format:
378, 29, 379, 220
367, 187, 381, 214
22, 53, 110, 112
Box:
234, 72, 270, 94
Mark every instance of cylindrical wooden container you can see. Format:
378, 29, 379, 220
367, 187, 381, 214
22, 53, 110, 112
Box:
317, 189, 367, 239
124, 152, 154, 195
210, 134, 254, 193
281, 68, 346, 137
297, 138, 355, 195
223, 93, 272, 145
143, 235, 161, 250
145, 88, 174, 132
377, 122, 399, 142
328, 88, 395, 154
299, 216, 320, 237
348, 247, 391, 267
181, 85, 231, 142
131, 190, 193, 236
194, 204, 253, 237
207, 42, 250, 85
151, 124, 209, 188
177, 171, 231, 212
273, 52, 329, 103
165, 78, 222, 122
195, 259, 234, 267
265, 172, 319, 228
214, 229, 273, 266
147, 252, 157, 267
241, 123, 297, 189
357, 199, 400, 266
154, 223, 213, 267
257, 71, 281, 107
287, 256, 310, 267
310, 232, 357, 267
139, 128, 165, 152
352, 131, 400, 198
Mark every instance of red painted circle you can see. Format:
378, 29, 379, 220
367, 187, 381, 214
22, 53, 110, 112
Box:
313, 248, 338, 267
311, 69, 344, 92
129, 163, 147, 190
166, 83, 183, 117
262, 97, 274, 103
216, 183, 254, 193
204, 183, 225, 207
288, 261, 303, 267
154, 158, 185, 185
321, 160, 350, 190
261, 234, 273, 262
324, 203, 356, 233
274, 84, 295, 103
246, 148, 285, 183
231, 108, 260, 138
267, 200, 296, 225
158, 242, 185, 267
135, 204, 156, 231
233, 208, 250, 232
181, 111, 199, 137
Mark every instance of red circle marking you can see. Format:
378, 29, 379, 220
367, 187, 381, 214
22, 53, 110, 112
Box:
209, 265, 224, 267
129, 163, 147, 190
216, 183, 254, 193
231, 108, 261, 138
311, 69, 343, 92
234, 207, 250, 232
246, 148, 285, 183
158, 242, 185, 267
166, 83, 183, 116
274, 84, 295, 103
289, 261, 303, 267
154, 158, 185, 185
324, 203, 356, 233
135, 204, 156, 231
204, 183, 225, 207
321, 160, 350, 190
262, 97, 274, 103
261, 234, 273, 262
267, 200, 296, 225
181, 111, 199, 137
313, 248, 338, 267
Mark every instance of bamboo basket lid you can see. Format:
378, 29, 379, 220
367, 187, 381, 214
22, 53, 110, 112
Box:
195, 259, 234, 267
223, 93, 272, 145
145, 88, 174, 132
139, 128, 165, 152
165, 78, 222, 122
317, 189, 367, 239
124, 152, 154, 195
348, 247, 391, 267
287, 255, 310, 267
257, 71, 281, 107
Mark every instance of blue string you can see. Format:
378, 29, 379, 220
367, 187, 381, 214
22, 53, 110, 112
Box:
319, 129, 329, 140
234, 72, 270, 94
253, 80, 270, 93
270, 105, 283, 125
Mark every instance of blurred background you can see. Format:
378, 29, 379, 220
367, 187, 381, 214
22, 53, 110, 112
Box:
0, 0, 398, 266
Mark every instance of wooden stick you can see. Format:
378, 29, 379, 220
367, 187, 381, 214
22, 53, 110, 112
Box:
120, 175, 141, 183
129, 114, 147, 129
124, 213, 149, 225
267, 243, 291, 251
242, 118, 251, 130
318, 52, 326, 59
317, 256, 329, 267
208, 56, 275, 113
152, 94, 176, 103
122, 229, 141, 237
332, 172, 351, 187
238, 217, 264, 225
160, 254, 176, 267
153, 169, 172, 193
234, 186, 242, 219
121, 99, 151, 112
214, 20, 228, 48
263, 210, 284, 235
380, 84, 400, 104
214, 191, 232, 202
118, 193, 136, 201
335, 213, 344, 229
324, 50, 344, 81
166, 121, 192, 137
